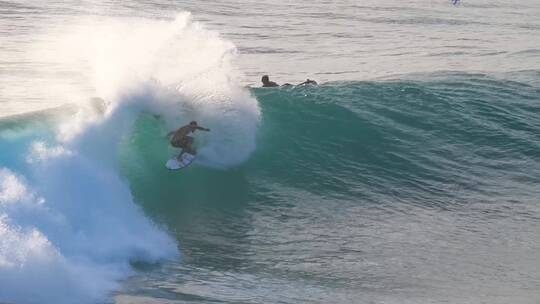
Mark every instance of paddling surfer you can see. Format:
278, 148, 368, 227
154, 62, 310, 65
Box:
261, 75, 317, 87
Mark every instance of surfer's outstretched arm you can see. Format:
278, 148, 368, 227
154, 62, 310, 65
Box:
297, 79, 318, 86
195, 126, 210, 132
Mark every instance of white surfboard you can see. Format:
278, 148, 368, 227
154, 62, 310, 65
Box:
165, 153, 196, 170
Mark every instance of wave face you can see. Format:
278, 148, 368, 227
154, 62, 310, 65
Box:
0, 13, 259, 304
2, 71, 540, 303
248, 74, 540, 206
121, 72, 540, 212
111, 72, 540, 303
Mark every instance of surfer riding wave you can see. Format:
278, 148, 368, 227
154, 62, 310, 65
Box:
167, 121, 210, 157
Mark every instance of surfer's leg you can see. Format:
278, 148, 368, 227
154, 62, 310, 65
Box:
176, 150, 185, 161
173, 137, 189, 160
171, 138, 182, 148
183, 143, 196, 155
185, 136, 196, 155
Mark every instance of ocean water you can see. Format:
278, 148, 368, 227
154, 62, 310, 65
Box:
1, 1, 540, 304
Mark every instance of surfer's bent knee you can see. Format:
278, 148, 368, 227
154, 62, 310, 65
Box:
171, 139, 185, 148
171, 136, 193, 149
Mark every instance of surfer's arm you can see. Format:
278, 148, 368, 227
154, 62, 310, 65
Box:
297, 79, 317, 86
196, 126, 210, 132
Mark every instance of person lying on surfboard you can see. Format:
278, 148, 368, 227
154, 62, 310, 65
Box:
167, 121, 210, 158
261, 75, 317, 87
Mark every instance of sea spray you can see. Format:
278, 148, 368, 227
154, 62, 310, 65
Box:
0, 12, 259, 304
47, 12, 261, 167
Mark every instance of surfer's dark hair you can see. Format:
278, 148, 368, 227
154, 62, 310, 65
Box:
190, 121, 197, 125
262, 75, 269, 82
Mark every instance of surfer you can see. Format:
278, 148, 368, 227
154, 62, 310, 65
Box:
261, 75, 280, 87
261, 75, 317, 87
167, 121, 210, 156
298, 79, 318, 85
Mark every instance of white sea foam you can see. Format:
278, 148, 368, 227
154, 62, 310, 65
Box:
0, 12, 258, 303
48, 12, 260, 167
0, 164, 176, 304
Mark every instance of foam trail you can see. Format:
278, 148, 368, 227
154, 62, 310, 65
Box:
0, 12, 259, 303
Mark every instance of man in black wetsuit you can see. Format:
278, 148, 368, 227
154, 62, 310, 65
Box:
261, 75, 279, 87
261, 75, 317, 87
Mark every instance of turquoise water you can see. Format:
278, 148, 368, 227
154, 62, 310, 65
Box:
116, 76, 540, 303
1, 1, 540, 303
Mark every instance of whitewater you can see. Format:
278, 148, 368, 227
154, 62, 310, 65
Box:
1, 1, 540, 304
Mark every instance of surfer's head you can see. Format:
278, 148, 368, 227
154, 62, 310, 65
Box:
189, 121, 197, 126
261, 75, 270, 84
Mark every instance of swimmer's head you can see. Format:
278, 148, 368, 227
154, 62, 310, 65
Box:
261, 75, 270, 84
